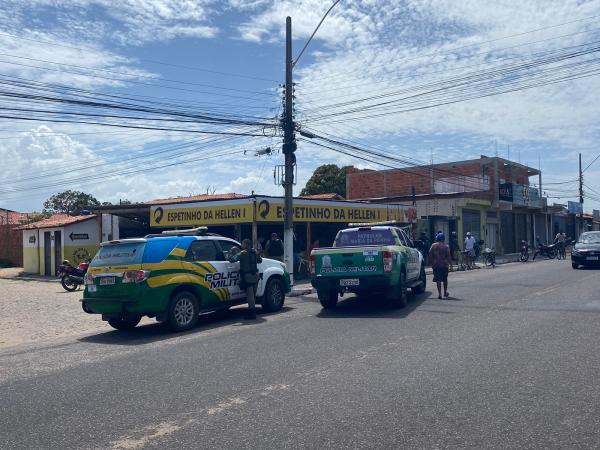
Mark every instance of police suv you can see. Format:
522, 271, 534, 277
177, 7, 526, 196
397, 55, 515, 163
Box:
82, 228, 290, 331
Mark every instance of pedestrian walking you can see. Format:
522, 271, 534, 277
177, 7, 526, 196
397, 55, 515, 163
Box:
429, 232, 452, 299
229, 238, 262, 320
265, 232, 284, 262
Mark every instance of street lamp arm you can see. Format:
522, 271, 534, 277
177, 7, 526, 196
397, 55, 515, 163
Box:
292, 0, 342, 68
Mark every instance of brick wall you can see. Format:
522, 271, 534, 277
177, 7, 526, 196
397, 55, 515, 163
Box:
347, 157, 532, 200
0, 225, 23, 266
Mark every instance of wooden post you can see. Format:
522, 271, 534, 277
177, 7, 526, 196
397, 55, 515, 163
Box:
306, 221, 312, 256
252, 199, 258, 249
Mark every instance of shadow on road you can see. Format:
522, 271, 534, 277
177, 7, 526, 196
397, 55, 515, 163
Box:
78, 306, 292, 346
316, 291, 433, 319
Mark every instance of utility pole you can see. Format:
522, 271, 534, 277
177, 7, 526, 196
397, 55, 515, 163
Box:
579, 152, 584, 205
282, 16, 296, 284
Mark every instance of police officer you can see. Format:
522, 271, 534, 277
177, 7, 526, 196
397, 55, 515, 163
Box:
230, 239, 262, 320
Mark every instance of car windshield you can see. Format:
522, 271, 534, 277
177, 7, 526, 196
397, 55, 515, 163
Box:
578, 232, 600, 244
335, 228, 396, 247
90, 242, 145, 266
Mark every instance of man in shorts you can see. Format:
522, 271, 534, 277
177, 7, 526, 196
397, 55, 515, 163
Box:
429, 232, 452, 299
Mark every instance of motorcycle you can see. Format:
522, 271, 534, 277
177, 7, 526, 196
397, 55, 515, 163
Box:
520, 241, 530, 262
57, 260, 89, 291
533, 243, 557, 260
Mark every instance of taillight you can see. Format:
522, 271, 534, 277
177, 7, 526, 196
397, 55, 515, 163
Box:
309, 255, 316, 276
84, 272, 94, 285
383, 251, 393, 272
122, 270, 150, 283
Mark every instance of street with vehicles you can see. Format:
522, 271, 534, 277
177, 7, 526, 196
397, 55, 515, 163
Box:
1, 259, 599, 449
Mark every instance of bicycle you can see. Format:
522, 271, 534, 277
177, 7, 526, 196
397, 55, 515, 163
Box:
458, 250, 472, 271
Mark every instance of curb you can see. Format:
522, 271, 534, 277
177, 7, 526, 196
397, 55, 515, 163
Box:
289, 287, 313, 297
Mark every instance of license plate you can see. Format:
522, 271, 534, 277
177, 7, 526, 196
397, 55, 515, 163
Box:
586, 256, 599, 261
340, 278, 359, 287
99, 277, 115, 285
88, 285, 97, 292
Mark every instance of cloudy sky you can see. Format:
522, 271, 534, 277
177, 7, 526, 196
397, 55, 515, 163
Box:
0, 0, 599, 212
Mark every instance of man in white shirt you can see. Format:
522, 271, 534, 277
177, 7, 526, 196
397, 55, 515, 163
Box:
464, 232, 476, 268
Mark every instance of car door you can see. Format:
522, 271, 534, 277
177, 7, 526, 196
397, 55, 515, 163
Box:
398, 229, 420, 280
214, 239, 245, 300
184, 240, 242, 302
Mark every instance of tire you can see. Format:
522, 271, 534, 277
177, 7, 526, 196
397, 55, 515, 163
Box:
168, 291, 199, 332
262, 277, 285, 312
389, 271, 408, 308
548, 249, 556, 259
61, 275, 79, 292
412, 265, 426, 294
108, 316, 141, 331
572, 262, 579, 269
520, 253, 529, 262
318, 290, 338, 309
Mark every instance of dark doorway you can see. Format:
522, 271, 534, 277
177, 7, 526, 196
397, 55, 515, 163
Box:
44, 232, 51, 276
54, 231, 62, 276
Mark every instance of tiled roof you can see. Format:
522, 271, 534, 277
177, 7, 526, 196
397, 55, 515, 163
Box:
14, 214, 96, 230
146, 193, 247, 205
0, 209, 31, 225
300, 193, 345, 200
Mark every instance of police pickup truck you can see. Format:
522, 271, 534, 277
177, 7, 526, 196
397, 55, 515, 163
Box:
310, 226, 426, 309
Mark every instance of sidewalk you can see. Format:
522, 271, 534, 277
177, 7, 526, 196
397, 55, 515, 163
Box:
289, 253, 523, 297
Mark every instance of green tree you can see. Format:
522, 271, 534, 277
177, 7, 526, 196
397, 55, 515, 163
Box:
300, 164, 349, 197
43, 190, 100, 215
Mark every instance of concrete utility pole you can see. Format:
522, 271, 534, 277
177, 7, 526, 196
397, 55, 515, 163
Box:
579, 153, 584, 205
283, 16, 296, 283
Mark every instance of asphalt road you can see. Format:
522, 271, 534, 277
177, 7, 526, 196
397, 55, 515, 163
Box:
1, 259, 599, 449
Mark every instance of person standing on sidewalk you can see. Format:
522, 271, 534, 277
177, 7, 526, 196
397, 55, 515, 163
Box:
429, 232, 452, 299
464, 232, 476, 268
229, 239, 262, 320
265, 232, 284, 262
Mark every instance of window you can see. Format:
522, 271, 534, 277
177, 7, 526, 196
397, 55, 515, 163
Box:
398, 229, 414, 248
185, 240, 219, 261
215, 240, 241, 260
91, 242, 145, 267
335, 228, 396, 247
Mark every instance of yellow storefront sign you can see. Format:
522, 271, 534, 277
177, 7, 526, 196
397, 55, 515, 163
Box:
151, 201, 253, 227
255, 198, 416, 224
150, 197, 417, 227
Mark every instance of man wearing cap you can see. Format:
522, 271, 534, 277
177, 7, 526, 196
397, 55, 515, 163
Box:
464, 231, 476, 269
429, 233, 452, 299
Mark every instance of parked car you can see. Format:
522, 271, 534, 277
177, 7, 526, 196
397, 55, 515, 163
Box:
310, 226, 425, 309
571, 231, 600, 269
82, 227, 290, 331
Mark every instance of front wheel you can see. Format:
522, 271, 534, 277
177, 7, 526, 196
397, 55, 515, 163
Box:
168, 291, 199, 331
548, 249, 557, 259
262, 278, 285, 312
61, 275, 78, 292
318, 290, 338, 309
572, 262, 579, 269
108, 316, 141, 331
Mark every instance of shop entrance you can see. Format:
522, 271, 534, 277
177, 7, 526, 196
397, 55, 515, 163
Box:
54, 231, 62, 275
43, 232, 51, 276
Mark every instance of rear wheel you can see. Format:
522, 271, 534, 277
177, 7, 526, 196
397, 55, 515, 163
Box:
389, 271, 408, 308
412, 265, 426, 294
318, 290, 338, 309
262, 278, 285, 312
61, 275, 78, 292
108, 316, 141, 331
548, 249, 557, 259
168, 291, 199, 331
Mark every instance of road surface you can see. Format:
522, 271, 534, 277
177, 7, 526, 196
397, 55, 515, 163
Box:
1, 259, 599, 449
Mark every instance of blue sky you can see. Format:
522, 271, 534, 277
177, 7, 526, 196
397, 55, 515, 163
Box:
0, 0, 599, 213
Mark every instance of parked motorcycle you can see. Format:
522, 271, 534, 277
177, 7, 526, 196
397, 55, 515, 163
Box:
57, 259, 89, 292
520, 240, 530, 262
533, 243, 557, 260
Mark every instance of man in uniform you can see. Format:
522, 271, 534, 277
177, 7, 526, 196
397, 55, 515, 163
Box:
230, 239, 262, 320
265, 232, 284, 262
